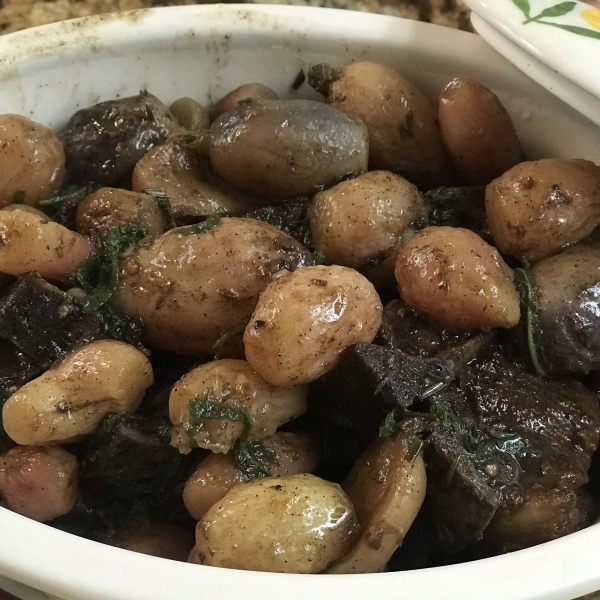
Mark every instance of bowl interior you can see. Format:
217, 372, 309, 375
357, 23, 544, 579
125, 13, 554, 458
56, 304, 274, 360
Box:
0, 5, 599, 600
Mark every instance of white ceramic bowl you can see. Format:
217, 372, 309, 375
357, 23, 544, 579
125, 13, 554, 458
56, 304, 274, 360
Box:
1, 5, 600, 600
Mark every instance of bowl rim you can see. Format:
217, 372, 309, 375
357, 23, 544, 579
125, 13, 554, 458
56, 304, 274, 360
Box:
0, 4, 599, 600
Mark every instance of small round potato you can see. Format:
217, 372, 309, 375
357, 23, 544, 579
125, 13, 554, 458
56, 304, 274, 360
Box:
0, 445, 78, 522
209, 99, 368, 198
2, 340, 153, 445
111, 217, 312, 354
327, 435, 426, 574
183, 431, 318, 519
0, 205, 94, 281
244, 265, 383, 386
132, 141, 252, 222
210, 83, 278, 121
394, 226, 520, 330
169, 97, 211, 132
169, 359, 308, 454
0, 114, 65, 208
76, 187, 166, 240
438, 77, 523, 185
325, 61, 452, 189
484, 487, 593, 554
531, 242, 600, 373
309, 171, 427, 287
195, 473, 358, 573
486, 159, 600, 261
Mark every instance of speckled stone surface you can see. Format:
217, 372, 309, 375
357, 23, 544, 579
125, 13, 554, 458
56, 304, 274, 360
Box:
0, 0, 471, 34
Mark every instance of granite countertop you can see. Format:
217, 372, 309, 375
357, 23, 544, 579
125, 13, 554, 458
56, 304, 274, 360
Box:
0, 0, 471, 34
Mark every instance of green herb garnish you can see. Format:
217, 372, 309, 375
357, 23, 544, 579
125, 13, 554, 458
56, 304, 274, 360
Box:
514, 267, 552, 376
311, 250, 327, 266
378, 410, 424, 461
378, 407, 434, 438
39, 184, 93, 208
95, 412, 125, 440
179, 215, 221, 236
187, 396, 252, 433
76, 223, 147, 313
12, 189, 26, 204
426, 187, 465, 226
579, 325, 595, 350
379, 408, 404, 438
430, 403, 479, 453
233, 437, 278, 479
96, 303, 145, 349
381, 401, 537, 479
213, 317, 251, 360
143, 188, 176, 228
143, 188, 170, 200
425, 186, 486, 231
186, 396, 276, 479
431, 402, 539, 478
39, 183, 97, 229
406, 437, 424, 462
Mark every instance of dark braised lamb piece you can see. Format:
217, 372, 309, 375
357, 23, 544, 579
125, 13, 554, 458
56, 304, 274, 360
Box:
59, 92, 180, 189
78, 413, 195, 530
245, 197, 315, 251
0, 273, 103, 368
457, 351, 599, 553
311, 300, 600, 561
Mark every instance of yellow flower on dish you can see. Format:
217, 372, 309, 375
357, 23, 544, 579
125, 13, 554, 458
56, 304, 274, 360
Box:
581, 8, 600, 30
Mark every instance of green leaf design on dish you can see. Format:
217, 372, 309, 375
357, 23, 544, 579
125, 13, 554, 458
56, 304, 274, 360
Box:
512, 0, 532, 18
527, 1, 577, 21
538, 20, 600, 39
540, 1, 576, 17
516, 0, 600, 40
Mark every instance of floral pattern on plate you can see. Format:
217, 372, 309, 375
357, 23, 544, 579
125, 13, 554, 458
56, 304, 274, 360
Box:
512, 0, 600, 37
